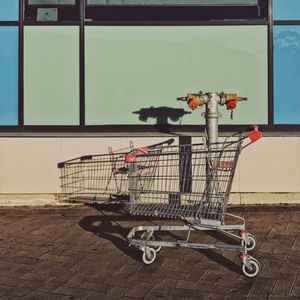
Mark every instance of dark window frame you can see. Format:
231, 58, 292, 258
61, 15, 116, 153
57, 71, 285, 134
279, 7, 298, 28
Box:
24, 0, 81, 22
0, 0, 299, 135
85, 0, 268, 22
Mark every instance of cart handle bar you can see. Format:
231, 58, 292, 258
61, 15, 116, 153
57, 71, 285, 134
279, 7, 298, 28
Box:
225, 125, 262, 142
147, 138, 174, 149
125, 138, 174, 163
239, 125, 262, 149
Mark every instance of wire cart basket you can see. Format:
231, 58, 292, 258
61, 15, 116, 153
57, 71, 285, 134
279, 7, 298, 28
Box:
57, 143, 135, 203
57, 139, 175, 203
127, 128, 262, 277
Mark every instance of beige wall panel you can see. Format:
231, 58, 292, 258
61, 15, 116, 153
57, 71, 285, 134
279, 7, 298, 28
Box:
0, 137, 298, 196
1, 137, 177, 194
2, 138, 61, 193
192, 136, 242, 193
239, 137, 300, 192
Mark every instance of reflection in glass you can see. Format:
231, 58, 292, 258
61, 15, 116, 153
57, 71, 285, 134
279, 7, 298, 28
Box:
273, 0, 300, 21
29, 0, 75, 5
0, 0, 19, 21
274, 26, 300, 124
85, 26, 267, 125
24, 26, 79, 125
87, 0, 257, 5
0, 27, 18, 125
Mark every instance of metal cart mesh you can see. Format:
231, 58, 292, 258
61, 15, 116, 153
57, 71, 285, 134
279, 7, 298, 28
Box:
58, 149, 131, 203
128, 137, 242, 224
57, 139, 175, 203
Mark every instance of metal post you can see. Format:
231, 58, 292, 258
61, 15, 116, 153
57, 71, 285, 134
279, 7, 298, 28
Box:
201, 93, 222, 203
204, 93, 221, 145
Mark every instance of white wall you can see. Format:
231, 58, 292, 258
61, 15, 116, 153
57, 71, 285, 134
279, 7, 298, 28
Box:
0, 136, 299, 204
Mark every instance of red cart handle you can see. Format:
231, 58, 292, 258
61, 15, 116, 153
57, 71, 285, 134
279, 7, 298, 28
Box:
125, 147, 148, 163
125, 138, 174, 163
249, 131, 262, 143
247, 125, 262, 143
239, 125, 262, 149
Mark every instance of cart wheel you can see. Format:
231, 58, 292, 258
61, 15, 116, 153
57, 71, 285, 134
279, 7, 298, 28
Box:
242, 234, 256, 251
150, 236, 162, 253
242, 259, 260, 278
142, 248, 157, 265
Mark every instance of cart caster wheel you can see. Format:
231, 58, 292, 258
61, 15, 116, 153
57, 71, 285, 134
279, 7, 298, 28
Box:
142, 247, 157, 265
242, 234, 256, 251
242, 259, 260, 278
150, 236, 162, 253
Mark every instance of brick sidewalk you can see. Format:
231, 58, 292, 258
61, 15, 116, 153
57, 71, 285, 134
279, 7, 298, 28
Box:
0, 204, 299, 299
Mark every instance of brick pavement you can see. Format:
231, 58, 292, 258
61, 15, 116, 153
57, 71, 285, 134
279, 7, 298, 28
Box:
0, 204, 299, 299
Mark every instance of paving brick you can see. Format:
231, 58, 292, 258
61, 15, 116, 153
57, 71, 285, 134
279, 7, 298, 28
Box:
52, 286, 89, 299
40, 253, 69, 262
0, 276, 18, 287
249, 282, 274, 297
216, 278, 239, 288
79, 281, 114, 293
200, 271, 224, 284
0, 284, 13, 297
24, 291, 62, 300
170, 287, 208, 298
277, 238, 295, 251
284, 223, 300, 235
151, 278, 179, 295
83, 291, 106, 300
290, 286, 300, 297
36, 277, 66, 292
260, 269, 296, 281
64, 274, 89, 288
225, 294, 248, 300
145, 293, 182, 300
203, 294, 228, 300
272, 279, 294, 296
7, 287, 32, 297
161, 269, 187, 280
195, 282, 232, 295
19, 271, 49, 282
102, 287, 132, 300
185, 268, 207, 281
176, 279, 198, 289
260, 241, 277, 253
291, 240, 300, 252
1, 296, 24, 300
126, 282, 155, 298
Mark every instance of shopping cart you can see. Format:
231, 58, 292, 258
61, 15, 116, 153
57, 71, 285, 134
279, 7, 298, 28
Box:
127, 129, 262, 277
57, 139, 174, 203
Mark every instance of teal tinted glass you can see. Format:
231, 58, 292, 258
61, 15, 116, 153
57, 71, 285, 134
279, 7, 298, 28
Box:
0, 27, 18, 125
0, 0, 19, 21
29, 0, 75, 4
274, 26, 300, 124
274, 0, 300, 20
24, 26, 80, 125
85, 26, 268, 126
87, 0, 257, 5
